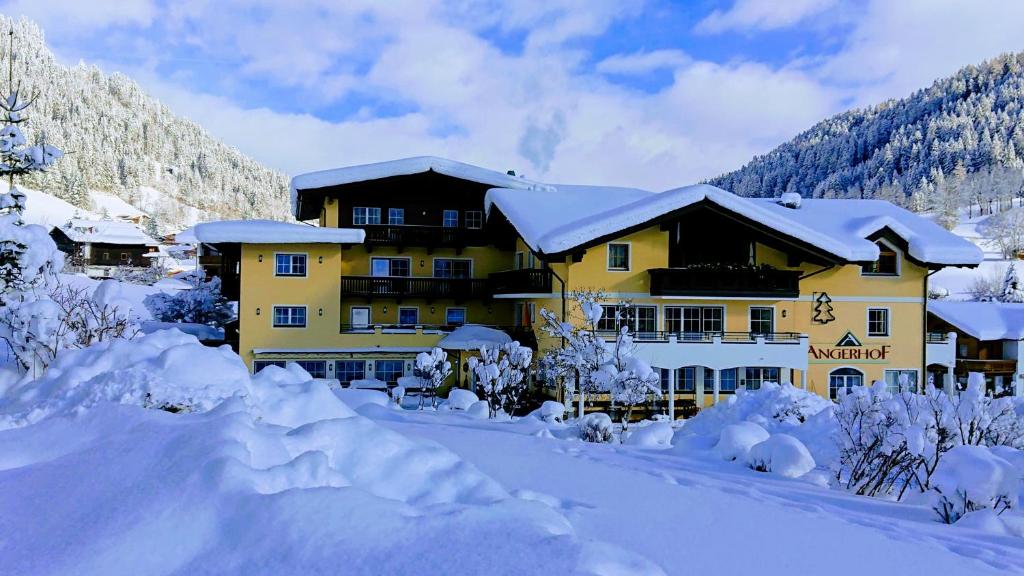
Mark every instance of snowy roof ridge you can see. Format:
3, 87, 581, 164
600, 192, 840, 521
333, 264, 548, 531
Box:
929, 300, 1024, 341
487, 183, 982, 267
179, 220, 365, 244
58, 218, 159, 246
290, 156, 555, 218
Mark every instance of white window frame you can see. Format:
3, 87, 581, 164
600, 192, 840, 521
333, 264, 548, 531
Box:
272, 305, 307, 328
748, 305, 775, 335
350, 306, 371, 328
388, 207, 405, 225
352, 206, 382, 225
514, 252, 524, 270
274, 252, 308, 277
445, 307, 467, 326
867, 307, 890, 337
442, 209, 459, 228
465, 210, 483, 229
829, 366, 865, 399
607, 242, 631, 271
397, 306, 419, 326
884, 369, 919, 394
432, 257, 474, 278
860, 238, 901, 277
370, 256, 411, 277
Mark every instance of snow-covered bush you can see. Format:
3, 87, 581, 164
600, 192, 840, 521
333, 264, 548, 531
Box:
578, 412, 613, 443
623, 421, 673, 448
715, 422, 770, 462
446, 388, 479, 411
143, 269, 233, 327
747, 434, 816, 478
389, 385, 405, 406
468, 341, 532, 418
414, 347, 451, 409
686, 382, 832, 437
833, 380, 1024, 499
931, 445, 1019, 524
466, 400, 490, 419
595, 333, 661, 431
529, 400, 566, 423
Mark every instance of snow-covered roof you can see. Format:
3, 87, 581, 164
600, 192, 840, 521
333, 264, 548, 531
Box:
486, 183, 982, 267
91, 192, 147, 221
56, 218, 159, 246
290, 156, 555, 219
928, 301, 1024, 341
437, 325, 513, 351
178, 220, 365, 245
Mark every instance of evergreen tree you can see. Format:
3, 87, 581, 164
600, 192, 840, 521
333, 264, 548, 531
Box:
1001, 262, 1024, 303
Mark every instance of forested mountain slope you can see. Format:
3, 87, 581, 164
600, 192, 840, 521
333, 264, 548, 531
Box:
2, 17, 290, 230
710, 52, 1024, 208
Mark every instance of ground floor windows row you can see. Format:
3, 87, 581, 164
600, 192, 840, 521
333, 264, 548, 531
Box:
656, 367, 780, 393
253, 359, 412, 385
828, 367, 919, 399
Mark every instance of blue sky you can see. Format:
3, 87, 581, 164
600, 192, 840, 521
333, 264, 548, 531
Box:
3, 0, 1024, 190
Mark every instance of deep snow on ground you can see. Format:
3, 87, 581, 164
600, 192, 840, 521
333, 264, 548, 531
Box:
930, 206, 1017, 300
1, 333, 1023, 575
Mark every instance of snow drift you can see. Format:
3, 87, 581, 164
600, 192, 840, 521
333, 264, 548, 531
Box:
0, 331, 660, 575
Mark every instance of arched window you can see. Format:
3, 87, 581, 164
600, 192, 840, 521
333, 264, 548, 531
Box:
829, 367, 864, 399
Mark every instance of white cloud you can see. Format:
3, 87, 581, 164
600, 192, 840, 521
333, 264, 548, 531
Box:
0, 0, 156, 34
596, 49, 690, 75
695, 0, 836, 34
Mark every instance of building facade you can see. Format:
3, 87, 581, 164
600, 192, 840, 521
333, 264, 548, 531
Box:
927, 300, 1024, 396
197, 156, 982, 415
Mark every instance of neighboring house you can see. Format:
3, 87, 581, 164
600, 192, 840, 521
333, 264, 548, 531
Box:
90, 192, 149, 225
926, 300, 1024, 397
50, 218, 160, 279
192, 156, 982, 416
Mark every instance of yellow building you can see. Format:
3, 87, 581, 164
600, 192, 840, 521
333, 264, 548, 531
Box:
194, 156, 982, 416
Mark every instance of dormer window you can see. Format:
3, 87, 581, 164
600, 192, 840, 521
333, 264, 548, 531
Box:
861, 241, 899, 276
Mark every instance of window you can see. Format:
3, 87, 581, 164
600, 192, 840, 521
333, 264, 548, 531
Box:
102, 252, 110, 260
743, 367, 779, 391
388, 208, 405, 225
434, 259, 472, 278
667, 306, 723, 339
527, 253, 536, 269
294, 360, 327, 379
446, 307, 467, 326
633, 306, 657, 338
749, 307, 774, 335
350, 307, 370, 328
443, 209, 459, 228
862, 241, 898, 275
867, 308, 890, 337
375, 360, 405, 385
273, 306, 306, 327
514, 252, 525, 270
120, 252, 129, 261
398, 307, 419, 326
681, 367, 697, 392
607, 243, 630, 271
720, 369, 738, 392
465, 210, 483, 229
597, 305, 621, 332
335, 360, 366, 385
253, 360, 285, 373
275, 253, 307, 276
884, 369, 918, 393
353, 207, 382, 225
371, 257, 410, 277
830, 367, 864, 399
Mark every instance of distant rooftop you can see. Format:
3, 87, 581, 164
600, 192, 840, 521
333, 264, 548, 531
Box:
57, 218, 158, 246
929, 300, 1024, 341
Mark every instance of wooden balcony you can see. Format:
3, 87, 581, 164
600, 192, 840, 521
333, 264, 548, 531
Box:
956, 358, 1018, 374
648, 265, 800, 298
340, 275, 490, 301
361, 225, 486, 252
489, 269, 553, 295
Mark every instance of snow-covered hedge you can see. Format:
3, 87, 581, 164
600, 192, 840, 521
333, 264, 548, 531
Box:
746, 433, 816, 478
529, 400, 567, 423
578, 412, 614, 443
445, 388, 479, 411
623, 421, 674, 448
714, 422, 769, 462
931, 445, 1019, 524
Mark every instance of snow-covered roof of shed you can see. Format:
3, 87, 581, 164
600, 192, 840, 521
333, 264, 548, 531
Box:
90, 192, 147, 220
178, 220, 365, 244
486, 183, 982, 267
437, 325, 513, 351
290, 156, 555, 218
56, 218, 158, 246
929, 301, 1024, 341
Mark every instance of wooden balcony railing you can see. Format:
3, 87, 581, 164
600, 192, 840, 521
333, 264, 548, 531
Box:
489, 269, 553, 295
648, 265, 801, 298
340, 275, 490, 301
361, 225, 486, 250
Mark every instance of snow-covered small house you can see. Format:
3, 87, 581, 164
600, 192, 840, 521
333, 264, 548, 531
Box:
50, 218, 160, 278
927, 301, 1024, 396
